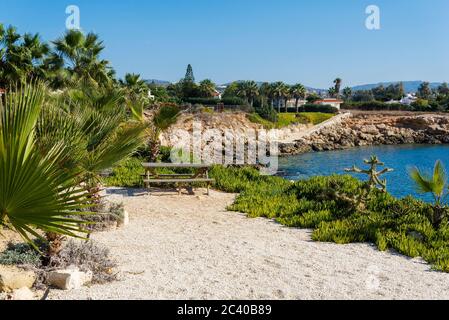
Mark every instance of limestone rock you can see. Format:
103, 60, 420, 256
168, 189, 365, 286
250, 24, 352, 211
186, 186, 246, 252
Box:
279, 113, 449, 155
0, 265, 36, 293
47, 267, 93, 290
117, 210, 129, 227
11, 287, 35, 300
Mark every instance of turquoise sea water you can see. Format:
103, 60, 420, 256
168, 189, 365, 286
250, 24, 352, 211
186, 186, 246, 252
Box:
278, 144, 449, 202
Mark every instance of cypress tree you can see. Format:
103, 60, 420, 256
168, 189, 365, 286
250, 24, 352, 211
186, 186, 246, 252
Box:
184, 64, 195, 82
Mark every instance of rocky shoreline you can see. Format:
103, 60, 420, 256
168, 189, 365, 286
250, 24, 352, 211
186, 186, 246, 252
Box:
280, 113, 449, 155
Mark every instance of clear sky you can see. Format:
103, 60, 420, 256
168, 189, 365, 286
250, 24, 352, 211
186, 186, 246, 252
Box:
1, 0, 448, 88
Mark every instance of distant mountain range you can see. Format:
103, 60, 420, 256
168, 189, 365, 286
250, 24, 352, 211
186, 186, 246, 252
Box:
221, 80, 445, 93
351, 81, 444, 93
144, 79, 445, 93
144, 79, 171, 86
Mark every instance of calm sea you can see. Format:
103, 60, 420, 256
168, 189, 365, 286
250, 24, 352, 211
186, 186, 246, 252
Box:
278, 144, 449, 202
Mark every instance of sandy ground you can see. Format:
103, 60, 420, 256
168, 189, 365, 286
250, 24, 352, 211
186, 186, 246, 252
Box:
48, 187, 449, 300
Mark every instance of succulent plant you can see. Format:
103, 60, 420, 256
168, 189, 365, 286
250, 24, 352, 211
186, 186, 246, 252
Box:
345, 155, 393, 192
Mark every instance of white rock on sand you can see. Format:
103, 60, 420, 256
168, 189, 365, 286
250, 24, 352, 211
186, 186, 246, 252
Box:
49, 187, 449, 300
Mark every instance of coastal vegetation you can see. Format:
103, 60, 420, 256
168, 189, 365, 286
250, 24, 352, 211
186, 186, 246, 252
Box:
248, 112, 333, 129
2, 21, 449, 300
210, 163, 449, 272
0, 25, 149, 286
100, 151, 449, 274
342, 82, 449, 112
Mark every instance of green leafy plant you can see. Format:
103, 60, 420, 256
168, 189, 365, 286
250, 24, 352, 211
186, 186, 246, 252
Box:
36, 86, 147, 206
346, 155, 393, 192
341, 156, 393, 211
0, 242, 43, 267
153, 104, 181, 130
207, 166, 449, 272
409, 160, 448, 227
0, 83, 91, 245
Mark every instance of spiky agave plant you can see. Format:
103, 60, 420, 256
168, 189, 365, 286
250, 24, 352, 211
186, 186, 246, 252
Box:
0, 82, 91, 247
409, 160, 448, 227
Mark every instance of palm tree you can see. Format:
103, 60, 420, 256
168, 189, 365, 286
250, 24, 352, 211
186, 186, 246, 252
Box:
0, 82, 91, 245
36, 85, 147, 206
417, 82, 432, 99
259, 82, 272, 107
198, 79, 216, 98
333, 78, 342, 98
236, 82, 248, 104
0, 24, 49, 87
0, 25, 25, 86
271, 82, 289, 113
22, 33, 50, 78
120, 73, 148, 103
328, 87, 337, 98
409, 160, 448, 227
342, 87, 353, 101
437, 82, 449, 96
282, 84, 291, 112
248, 81, 259, 107
120, 73, 147, 92
46, 30, 114, 89
290, 84, 306, 113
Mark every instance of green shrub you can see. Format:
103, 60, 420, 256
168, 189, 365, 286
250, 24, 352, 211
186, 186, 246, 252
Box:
105, 155, 198, 188
297, 112, 334, 125
0, 242, 43, 267
248, 112, 333, 129
104, 157, 144, 188
247, 113, 276, 129
255, 104, 278, 123
154, 104, 181, 130
183, 97, 246, 106
299, 104, 338, 113
210, 166, 449, 272
342, 101, 408, 111
222, 97, 246, 106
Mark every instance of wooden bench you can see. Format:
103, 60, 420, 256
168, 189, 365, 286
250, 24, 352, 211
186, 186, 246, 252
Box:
142, 163, 214, 195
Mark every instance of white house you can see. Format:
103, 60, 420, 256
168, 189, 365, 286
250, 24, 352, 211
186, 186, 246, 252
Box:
148, 89, 155, 100
212, 89, 222, 100
385, 99, 400, 104
313, 98, 344, 110
286, 98, 307, 108
400, 93, 418, 105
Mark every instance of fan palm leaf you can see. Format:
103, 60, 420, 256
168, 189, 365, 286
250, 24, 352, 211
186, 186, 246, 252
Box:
0, 83, 90, 244
36, 88, 146, 193
409, 160, 447, 205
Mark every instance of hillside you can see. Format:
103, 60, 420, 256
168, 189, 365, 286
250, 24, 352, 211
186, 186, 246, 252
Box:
351, 81, 443, 93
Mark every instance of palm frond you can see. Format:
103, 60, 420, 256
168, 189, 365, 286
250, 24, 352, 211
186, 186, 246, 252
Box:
409, 167, 434, 194
0, 83, 91, 242
433, 160, 446, 196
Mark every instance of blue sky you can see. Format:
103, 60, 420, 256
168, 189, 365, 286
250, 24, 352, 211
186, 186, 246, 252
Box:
1, 0, 448, 88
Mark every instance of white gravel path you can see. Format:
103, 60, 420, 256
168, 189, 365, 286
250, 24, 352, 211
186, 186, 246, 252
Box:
49, 187, 449, 300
